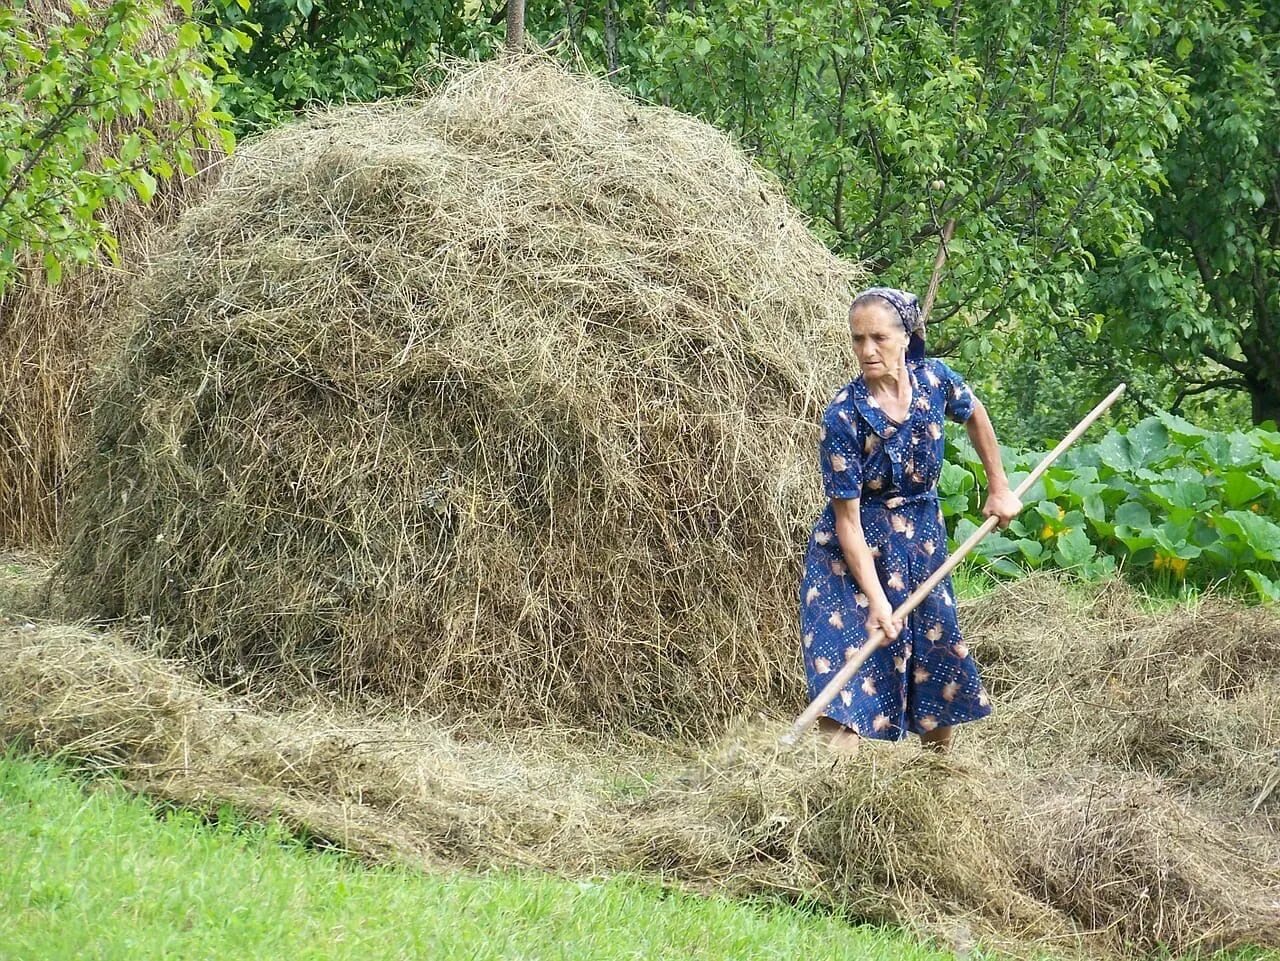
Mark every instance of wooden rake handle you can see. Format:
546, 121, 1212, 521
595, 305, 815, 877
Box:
778, 382, 1127, 748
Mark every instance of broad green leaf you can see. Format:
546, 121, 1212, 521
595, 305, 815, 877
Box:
1087, 554, 1117, 578
1125, 417, 1171, 464
1015, 538, 1044, 561
1096, 431, 1133, 472
1244, 569, 1280, 604
1068, 477, 1107, 500
1148, 481, 1207, 510
1055, 528, 1097, 568
1152, 521, 1201, 560
953, 517, 982, 546
1083, 494, 1106, 523
1159, 411, 1209, 445
940, 461, 975, 494
1034, 500, 1063, 523
1216, 511, 1280, 561
1113, 501, 1151, 530
985, 556, 1024, 578
1204, 432, 1261, 469
1007, 471, 1046, 503
977, 535, 1020, 558
1222, 471, 1268, 508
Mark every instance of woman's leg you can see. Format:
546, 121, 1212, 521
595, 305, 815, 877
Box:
816, 716, 861, 755
919, 724, 953, 753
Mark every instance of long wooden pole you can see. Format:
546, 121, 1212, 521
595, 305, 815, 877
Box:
778, 382, 1127, 748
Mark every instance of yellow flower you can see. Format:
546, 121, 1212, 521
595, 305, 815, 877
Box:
1153, 554, 1167, 572
1170, 557, 1189, 578
1057, 506, 1066, 519
1250, 503, 1263, 514
1041, 524, 1054, 540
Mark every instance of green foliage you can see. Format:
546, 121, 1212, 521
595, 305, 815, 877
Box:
197, 1, 1280, 430
0, 0, 248, 294
943, 412, 1280, 601
966, 307, 1258, 452
615, 1, 1185, 364
1088, 0, 1280, 424
207, 0, 489, 130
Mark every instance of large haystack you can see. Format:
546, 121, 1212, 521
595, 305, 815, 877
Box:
58, 60, 857, 729
0, 0, 223, 547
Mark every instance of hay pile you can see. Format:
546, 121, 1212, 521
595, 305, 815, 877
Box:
4, 572, 1279, 956
0, 0, 222, 547
0, 549, 56, 621
58, 59, 856, 729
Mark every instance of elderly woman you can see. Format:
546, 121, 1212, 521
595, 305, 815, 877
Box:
800, 287, 1021, 754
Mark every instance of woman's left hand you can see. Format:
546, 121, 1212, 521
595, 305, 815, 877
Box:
982, 488, 1023, 529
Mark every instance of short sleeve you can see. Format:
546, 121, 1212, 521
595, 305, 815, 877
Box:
932, 359, 977, 424
820, 408, 862, 500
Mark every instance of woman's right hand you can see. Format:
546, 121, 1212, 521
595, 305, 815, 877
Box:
867, 599, 903, 643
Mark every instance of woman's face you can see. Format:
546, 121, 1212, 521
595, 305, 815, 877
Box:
849, 300, 909, 377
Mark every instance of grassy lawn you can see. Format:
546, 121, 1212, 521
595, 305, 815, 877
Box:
0, 751, 965, 961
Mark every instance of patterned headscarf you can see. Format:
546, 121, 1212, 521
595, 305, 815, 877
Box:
851, 287, 926, 360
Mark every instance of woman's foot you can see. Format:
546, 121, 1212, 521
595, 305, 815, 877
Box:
920, 725, 953, 754
816, 716, 861, 756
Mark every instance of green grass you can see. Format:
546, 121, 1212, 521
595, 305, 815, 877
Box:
0, 751, 964, 961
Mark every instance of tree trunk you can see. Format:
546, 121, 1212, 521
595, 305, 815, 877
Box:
1244, 274, 1280, 426
1252, 385, 1280, 426
563, 0, 578, 48
1246, 341, 1280, 425
505, 0, 525, 56
604, 0, 619, 72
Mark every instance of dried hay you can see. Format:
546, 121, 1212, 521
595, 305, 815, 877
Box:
58, 59, 856, 730
0, 0, 223, 547
0, 548, 56, 620
969, 578, 1280, 830
3, 571, 1279, 956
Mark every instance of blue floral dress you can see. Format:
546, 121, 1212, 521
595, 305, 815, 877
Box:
800, 357, 992, 740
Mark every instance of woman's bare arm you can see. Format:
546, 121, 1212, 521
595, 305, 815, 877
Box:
964, 401, 1021, 527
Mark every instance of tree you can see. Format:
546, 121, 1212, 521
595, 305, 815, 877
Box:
550, 1, 1187, 373
0, 0, 246, 295
1090, 0, 1280, 425
207, 0, 487, 130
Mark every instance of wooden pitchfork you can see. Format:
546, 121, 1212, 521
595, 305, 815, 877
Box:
778, 382, 1126, 748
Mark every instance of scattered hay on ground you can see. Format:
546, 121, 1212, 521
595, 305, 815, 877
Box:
969, 577, 1280, 831
4, 572, 1278, 957
57, 57, 857, 732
